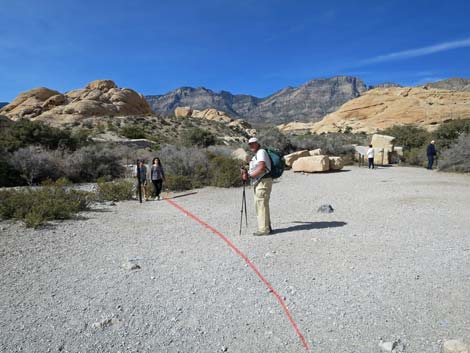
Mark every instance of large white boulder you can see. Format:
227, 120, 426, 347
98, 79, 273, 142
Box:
292, 155, 330, 173
284, 150, 310, 167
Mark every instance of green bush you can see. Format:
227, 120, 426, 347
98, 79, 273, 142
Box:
380, 124, 431, 151
120, 126, 147, 139
97, 178, 134, 201
403, 147, 427, 167
208, 155, 243, 188
0, 178, 94, 228
181, 128, 216, 148
0, 119, 89, 152
165, 175, 192, 191
433, 119, 470, 149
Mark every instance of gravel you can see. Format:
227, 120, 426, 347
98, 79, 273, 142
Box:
1, 166, 469, 353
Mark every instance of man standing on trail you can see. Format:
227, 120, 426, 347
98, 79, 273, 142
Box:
242, 137, 273, 236
426, 140, 437, 170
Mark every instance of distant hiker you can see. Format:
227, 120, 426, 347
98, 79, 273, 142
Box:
151, 157, 165, 201
367, 144, 375, 169
244, 137, 273, 236
134, 160, 149, 201
426, 140, 437, 170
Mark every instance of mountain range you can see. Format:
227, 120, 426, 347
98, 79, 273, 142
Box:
146, 77, 470, 126
146, 76, 367, 125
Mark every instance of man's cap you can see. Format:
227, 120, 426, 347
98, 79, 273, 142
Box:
248, 137, 258, 144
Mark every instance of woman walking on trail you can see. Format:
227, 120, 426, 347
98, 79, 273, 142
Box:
151, 157, 165, 201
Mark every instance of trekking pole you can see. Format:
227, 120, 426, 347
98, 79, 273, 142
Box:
136, 160, 142, 204
243, 182, 248, 228
239, 182, 245, 235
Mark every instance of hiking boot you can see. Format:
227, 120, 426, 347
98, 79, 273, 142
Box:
253, 230, 271, 236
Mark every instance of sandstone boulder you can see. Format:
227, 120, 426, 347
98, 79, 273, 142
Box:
0, 80, 153, 124
192, 108, 232, 123
292, 155, 330, 173
86, 79, 117, 91
42, 94, 67, 110
284, 150, 310, 167
329, 156, 344, 170
309, 148, 323, 156
174, 106, 192, 118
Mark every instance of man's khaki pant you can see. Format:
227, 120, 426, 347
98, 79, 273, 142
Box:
254, 177, 273, 233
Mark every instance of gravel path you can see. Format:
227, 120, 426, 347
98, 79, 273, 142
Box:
1, 166, 469, 353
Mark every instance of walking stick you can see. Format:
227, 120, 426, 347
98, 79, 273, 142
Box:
136, 160, 142, 204
239, 181, 248, 235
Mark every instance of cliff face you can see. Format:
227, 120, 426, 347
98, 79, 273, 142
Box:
279, 87, 470, 134
146, 76, 367, 125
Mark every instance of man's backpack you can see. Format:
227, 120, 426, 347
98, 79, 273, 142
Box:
265, 148, 285, 179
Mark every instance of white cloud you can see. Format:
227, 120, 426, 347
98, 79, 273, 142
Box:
360, 38, 470, 65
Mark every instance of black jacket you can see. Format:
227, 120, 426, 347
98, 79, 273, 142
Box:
426, 143, 436, 157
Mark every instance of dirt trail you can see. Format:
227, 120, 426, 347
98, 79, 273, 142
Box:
1, 166, 469, 353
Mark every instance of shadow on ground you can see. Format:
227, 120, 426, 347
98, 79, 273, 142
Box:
274, 221, 347, 234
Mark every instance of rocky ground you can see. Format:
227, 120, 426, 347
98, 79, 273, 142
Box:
1, 166, 469, 353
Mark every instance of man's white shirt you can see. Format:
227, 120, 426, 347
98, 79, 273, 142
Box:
249, 149, 271, 185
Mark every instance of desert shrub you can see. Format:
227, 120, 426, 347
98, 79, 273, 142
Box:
0, 178, 94, 228
208, 155, 243, 188
97, 178, 134, 201
66, 145, 126, 182
257, 127, 293, 154
433, 119, 470, 149
181, 128, 217, 148
159, 145, 210, 188
0, 119, 89, 152
380, 124, 431, 151
11, 146, 64, 185
207, 145, 234, 158
439, 133, 470, 172
403, 147, 427, 167
165, 175, 192, 191
120, 126, 147, 139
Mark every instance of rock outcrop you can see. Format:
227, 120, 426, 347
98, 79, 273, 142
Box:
0, 80, 153, 125
173, 107, 255, 137
147, 76, 367, 124
281, 87, 470, 134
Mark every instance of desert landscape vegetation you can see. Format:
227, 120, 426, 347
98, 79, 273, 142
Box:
1, 0, 470, 352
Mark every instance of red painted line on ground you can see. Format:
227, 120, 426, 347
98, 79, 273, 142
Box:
164, 197, 311, 352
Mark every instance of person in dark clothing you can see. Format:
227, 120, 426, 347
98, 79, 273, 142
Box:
426, 140, 437, 170
134, 159, 149, 200
151, 157, 165, 200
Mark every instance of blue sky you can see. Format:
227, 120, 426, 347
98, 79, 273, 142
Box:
1, 0, 470, 101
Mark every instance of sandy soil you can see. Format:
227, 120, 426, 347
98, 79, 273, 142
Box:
1, 166, 469, 353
